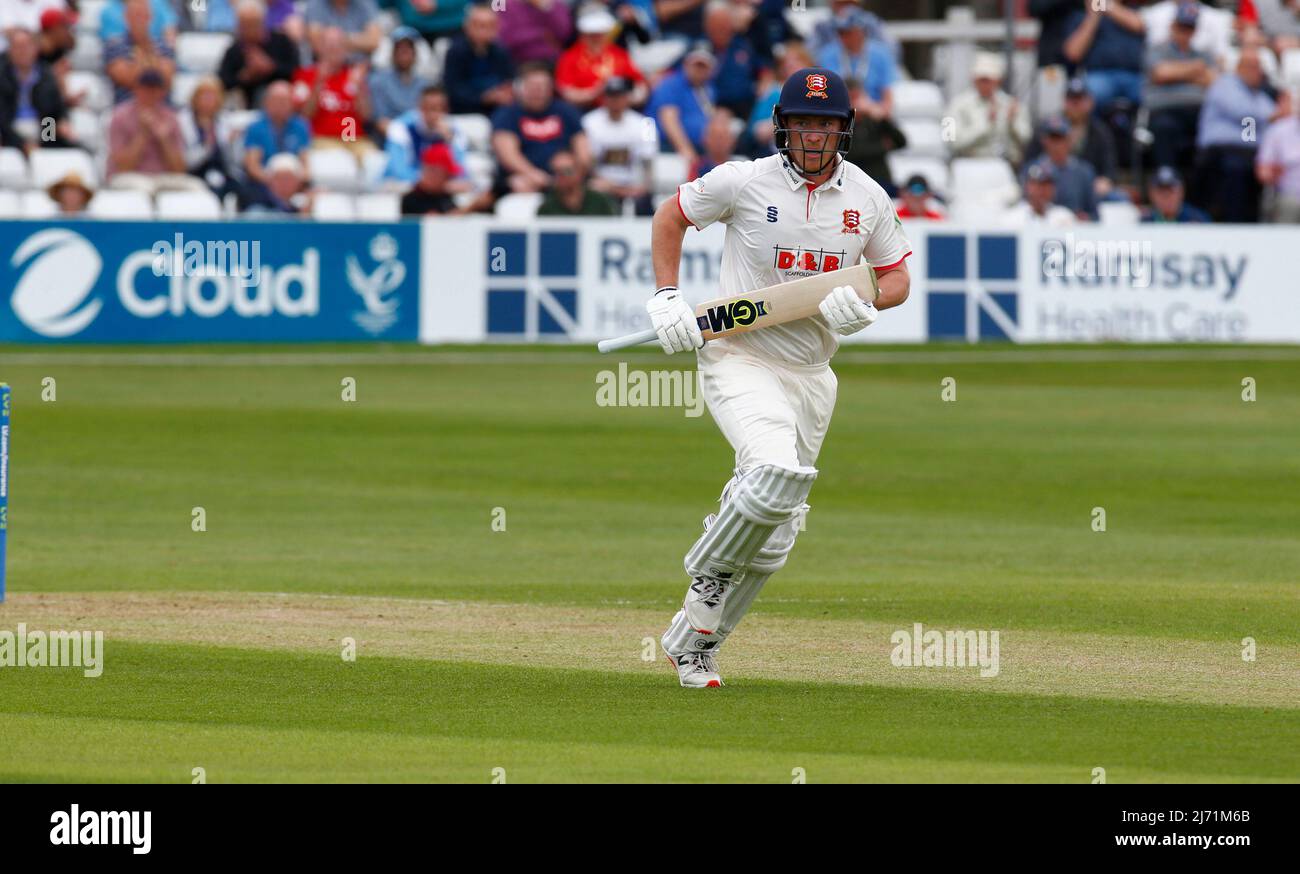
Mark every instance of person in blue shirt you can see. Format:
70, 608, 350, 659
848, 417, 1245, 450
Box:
100, 0, 177, 45
490, 62, 588, 195
384, 84, 470, 183
1193, 47, 1278, 222
816, 7, 896, 115
368, 26, 429, 139
1143, 166, 1210, 222
241, 81, 312, 194
646, 42, 716, 163
702, 0, 766, 120
1062, 0, 1146, 112
1023, 115, 1099, 219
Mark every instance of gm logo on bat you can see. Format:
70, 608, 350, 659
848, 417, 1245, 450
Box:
698, 298, 770, 334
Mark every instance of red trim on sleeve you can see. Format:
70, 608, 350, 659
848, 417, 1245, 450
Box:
676, 190, 697, 229
873, 252, 912, 272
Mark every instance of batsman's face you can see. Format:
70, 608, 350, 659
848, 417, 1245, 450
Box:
786, 114, 844, 173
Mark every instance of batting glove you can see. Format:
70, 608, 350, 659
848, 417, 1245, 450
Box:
819, 285, 878, 336
647, 287, 705, 354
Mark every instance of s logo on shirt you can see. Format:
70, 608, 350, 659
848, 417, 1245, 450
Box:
766, 206, 778, 223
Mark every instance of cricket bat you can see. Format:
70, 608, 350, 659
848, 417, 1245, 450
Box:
596, 264, 880, 353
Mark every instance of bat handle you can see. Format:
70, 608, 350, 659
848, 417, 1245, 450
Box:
597, 328, 659, 353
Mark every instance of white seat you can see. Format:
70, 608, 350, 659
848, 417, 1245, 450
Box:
156, 188, 222, 219
356, 192, 401, 221
176, 32, 233, 74
312, 191, 357, 220
0, 189, 20, 218
891, 80, 945, 120
67, 108, 103, 152
887, 155, 951, 199
87, 189, 155, 218
629, 41, 686, 78
463, 152, 494, 190
494, 192, 543, 220
896, 118, 947, 159
652, 153, 688, 198
451, 114, 492, 154
306, 148, 362, 191
29, 149, 99, 190
20, 190, 59, 218
66, 71, 113, 113
951, 157, 1018, 202
360, 148, 388, 189
1283, 48, 1300, 89
77, 0, 108, 34
69, 35, 103, 72
0, 147, 27, 188
372, 34, 439, 76
172, 72, 203, 108
1098, 201, 1141, 226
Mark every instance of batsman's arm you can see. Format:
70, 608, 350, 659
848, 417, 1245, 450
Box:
652, 194, 692, 289
873, 261, 910, 311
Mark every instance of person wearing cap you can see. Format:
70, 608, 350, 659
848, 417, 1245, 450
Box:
499, 0, 574, 66
556, 5, 647, 110
368, 26, 431, 138
47, 170, 94, 214
1256, 88, 1300, 222
107, 67, 208, 193
305, 0, 382, 62
810, 0, 895, 59
104, 0, 176, 105
242, 80, 312, 191
646, 41, 717, 165
37, 7, 77, 67
817, 6, 896, 119
1024, 114, 1098, 219
1004, 161, 1075, 227
583, 76, 656, 213
491, 62, 589, 195
946, 51, 1031, 165
1024, 76, 1119, 199
0, 27, 69, 151
702, 0, 768, 120
1195, 47, 1282, 221
894, 174, 944, 220
242, 151, 310, 214
1145, 2, 1217, 178
391, 0, 471, 46
401, 141, 470, 215
1143, 165, 1210, 222
442, 4, 516, 116
1062, 0, 1145, 113
383, 84, 471, 184
537, 148, 618, 215
219, 0, 300, 109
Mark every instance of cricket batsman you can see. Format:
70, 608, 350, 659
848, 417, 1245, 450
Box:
651, 68, 912, 687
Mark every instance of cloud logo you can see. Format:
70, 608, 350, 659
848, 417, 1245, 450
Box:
10, 229, 103, 337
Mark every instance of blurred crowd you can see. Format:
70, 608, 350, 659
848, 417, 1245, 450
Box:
0, 0, 1296, 224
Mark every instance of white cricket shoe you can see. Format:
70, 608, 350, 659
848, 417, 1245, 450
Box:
683, 575, 733, 635
666, 651, 724, 688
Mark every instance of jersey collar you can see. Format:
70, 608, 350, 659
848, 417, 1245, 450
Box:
780, 156, 847, 193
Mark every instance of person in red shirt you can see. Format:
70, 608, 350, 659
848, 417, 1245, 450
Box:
555, 6, 646, 109
894, 174, 946, 220
292, 25, 375, 158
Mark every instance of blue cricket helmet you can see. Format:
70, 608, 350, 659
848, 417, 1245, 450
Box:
771, 67, 855, 175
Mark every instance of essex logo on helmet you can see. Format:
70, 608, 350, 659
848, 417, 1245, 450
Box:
804, 74, 829, 99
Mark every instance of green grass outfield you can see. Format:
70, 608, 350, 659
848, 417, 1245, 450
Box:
0, 343, 1297, 782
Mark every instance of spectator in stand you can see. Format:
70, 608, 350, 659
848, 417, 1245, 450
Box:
401, 141, 469, 215
0, 27, 70, 151
690, 111, 737, 178
293, 26, 374, 158
1029, 0, 1082, 71
583, 77, 655, 214
106, 67, 207, 193
99, 0, 176, 46
646, 41, 715, 164
946, 52, 1031, 165
1024, 114, 1097, 219
810, 0, 893, 59
499, 0, 573, 66
37, 7, 77, 67
895, 175, 945, 220
491, 62, 588, 194
1024, 77, 1119, 200
179, 76, 238, 198
1143, 165, 1210, 222
1256, 89, 1300, 221
611, 0, 659, 50
1142, 0, 1233, 66
1062, 0, 1145, 113
305, 0, 381, 63
219, 0, 301, 110
1255, 0, 1300, 52
442, 3, 515, 116
242, 80, 312, 192
739, 0, 793, 65
1004, 161, 1075, 227
1195, 48, 1279, 222
384, 84, 470, 183
242, 151, 311, 214
818, 7, 895, 120
391, 0, 469, 45
844, 74, 906, 193
538, 149, 617, 215
556, 6, 647, 110
656, 0, 706, 40
369, 27, 429, 139
1144, 3, 1216, 181
104, 0, 176, 105
47, 170, 93, 213
702, 0, 766, 120
268, 0, 306, 43
749, 43, 811, 156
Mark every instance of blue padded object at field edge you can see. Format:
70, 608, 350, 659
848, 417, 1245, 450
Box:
0, 383, 8, 602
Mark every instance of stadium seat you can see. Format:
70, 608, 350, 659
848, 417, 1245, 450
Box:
69, 108, 104, 152
156, 189, 223, 219
888, 155, 951, 198
451, 114, 492, 154
306, 148, 362, 191
495, 192, 543, 220
895, 119, 948, 159
69, 35, 103, 72
312, 192, 357, 220
77, 0, 107, 34
1098, 201, 1141, 226
20, 190, 58, 217
891, 81, 945, 120
66, 71, 112, 113
463, 152, 495, 190
176, 32, 233, 74
1284, 48, 1300, 89
172, 72, 203, 108
629, 40, 686, 77
29, 149, 98, 190
373, 34, 439, 76
0, 189, 20, 218
652, 153, 688, 199
0, 147, 27, 188
356, 192, 401, 221
950, 157, 1019, 206
87, 189, 155, 219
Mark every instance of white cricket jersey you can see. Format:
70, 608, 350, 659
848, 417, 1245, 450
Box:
677, 154, 911, 366
583, 107, 657, 189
